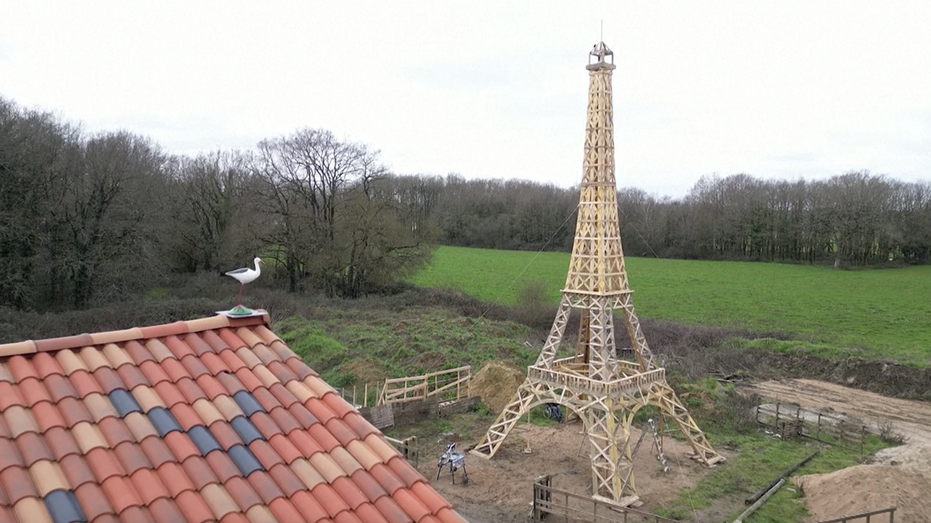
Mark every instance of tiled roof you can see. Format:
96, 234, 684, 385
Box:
0, 312, 467, 523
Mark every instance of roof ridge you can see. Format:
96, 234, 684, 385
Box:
0, 310, 270, 358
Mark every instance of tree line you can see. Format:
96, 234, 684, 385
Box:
2, 96, 929, 311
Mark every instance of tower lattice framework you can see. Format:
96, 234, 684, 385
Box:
470, 42, 724, 506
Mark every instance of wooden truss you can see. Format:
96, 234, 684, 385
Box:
470, 43, 724, 506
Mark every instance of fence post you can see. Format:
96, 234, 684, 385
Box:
816, 413, 821, 442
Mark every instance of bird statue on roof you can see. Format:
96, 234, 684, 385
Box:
225, 257, 263, 315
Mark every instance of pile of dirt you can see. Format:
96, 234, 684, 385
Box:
471, 361, 525, 413
339, 359, 389, 385
794, 464, 931, 522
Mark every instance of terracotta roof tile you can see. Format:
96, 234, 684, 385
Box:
0, 315, 461, 523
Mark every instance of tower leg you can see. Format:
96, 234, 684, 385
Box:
470, 380, 537, 458
654, 384, 725, 465
584, 402, 639, 505
537, 295, 572, 368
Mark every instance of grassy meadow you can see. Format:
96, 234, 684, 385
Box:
411, 245, 931, 364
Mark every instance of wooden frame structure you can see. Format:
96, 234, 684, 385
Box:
471, 42, 723, 506
378, 365, 471, 405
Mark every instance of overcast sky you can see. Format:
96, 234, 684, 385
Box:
1, 1, 929, 197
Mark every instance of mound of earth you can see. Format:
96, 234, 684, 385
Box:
339, 358, 389, 385
471, 361, 525, 413
794, 464, 931, 522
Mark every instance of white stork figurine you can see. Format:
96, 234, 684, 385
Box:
225, 257, 264, 307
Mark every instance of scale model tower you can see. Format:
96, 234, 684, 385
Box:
470, 42, 724, 506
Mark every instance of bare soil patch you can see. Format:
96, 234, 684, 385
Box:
747, 379, 931, 521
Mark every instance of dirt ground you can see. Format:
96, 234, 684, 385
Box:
417, 421, 716, 523
746, 379, 931, 522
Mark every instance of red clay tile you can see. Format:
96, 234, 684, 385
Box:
223, 476, 263, 512
288, 403, 320, 430
1, 465, 39, 504
195, 374, 225, 399
169, 403, 203, 431
8, 355, 40, 382
287, 428, 324, 458
234, 348, 262, 371
0, 381, 25, 410
268, 382, 299, 409
155, 461, 195, 498
329, 446, 363, 476
123, 340, 155, 366
148, 498, 186, 523
60, 453, 97, 489
141, 436, 178, 469
246, 470, 285, 504
75, 482, 116, 521
208, 420, 242, 450
175, 377, 208, 403
34, 333, 93, 353
204, 451, 239, 483
200, 482, 240, 519
0, 340, 35, 359
58, 397, 94, 427
332, 475, 367, 510
373, 495, 412, 523
290, 459, 326, 491
131, 385, 166, 412
10, 498, 52, 523
163, 336, 196, 360
183, 333, 215, 357
200, 352, 230, 375
251, 387, 280, 412
181, 455, 219, 490
140, 321, 189, 340
303, 377, 333, 398
31, 352, 65, 378
153, 381, 185, 409
252, 365, 278, 389
16, 431, 54, 466
369, 463, 404, 495
84, 392, 119, 422
217, 349, 247, 373
236, 329, 266, 352
201, 329, 231, 353
0, 437, 25, 472
218, 329, 247, 352
214, 395, 245, 421
267, 497, 306, 523
434, 507, 467, 523
285, 358, 315, 381
4, 405, 39, 436
244, 505, 277, 523
143, 339, 174, 363
116, 365, 149, 390
160, 358, 192, 383
249, 439, 285, 470
252, 326, 280, 346
386, 457, 425, 489
130, 467, 169, 504
91, 328, 142, 348
333, 511, 364, 523
234, 368, 263, 393
304, 399, 337, 425
80, 347, 112, 372
411, 481, 452, 514
266, 361, 298, 384
267, 434, 300, 465
216, 372, 246, 396
113, 441, 150, 475
325, 418, 358, 447
55, 350, 87, 376
42, 373, 80, 402
87, 447, 126, 482
0, 416, 9, 439
45, 426, 81, 459
352, 502, 390, 523
342, 412, 379, 441
31, 401, 66, 432
268, 407, 300, 435
174, 489, 215, 523
366, 434, 401, 463
219, 513, 251, 523
98, 417, 134, 447
164, 431, 200, 463
322, 392, 354, 418
180, 354, 210, 379
289, 490, 330, 523
101, 343, 135, 370
250, 344, 279, 367
247, 411, 280, 439
118, 506, 156, 523
311, 483, 351, 518
92, 367, 124, 393
350, 470, 388, 503
123, 412, 158, 442
267, 462, 305, 497
138, 360, 170, 387
307, 423, 340, 453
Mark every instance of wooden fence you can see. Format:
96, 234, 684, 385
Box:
385, 435, 419, 467
755, 402, 867, 452
378, 365, 471, 405
819, 507, 896, 523
530, 476, 678, 523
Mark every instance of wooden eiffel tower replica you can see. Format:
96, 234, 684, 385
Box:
470, 41, 724, 506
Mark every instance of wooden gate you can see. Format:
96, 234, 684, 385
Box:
530, 476, 678, 523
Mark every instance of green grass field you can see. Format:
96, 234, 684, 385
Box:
411, 246, 931, 364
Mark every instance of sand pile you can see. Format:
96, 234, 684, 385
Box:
794, 464, 931, 522
471, 361, 525, 413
